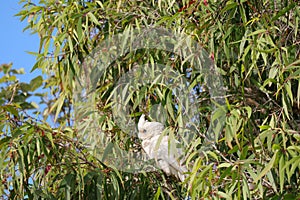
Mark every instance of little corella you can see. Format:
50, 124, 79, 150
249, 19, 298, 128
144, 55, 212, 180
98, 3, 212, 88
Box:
138, 114, 188, 182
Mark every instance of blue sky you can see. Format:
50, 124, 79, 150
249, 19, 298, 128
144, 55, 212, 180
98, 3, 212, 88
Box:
0, 1, 40, 83
0, 2, 42, 193
0, 1, 49, 117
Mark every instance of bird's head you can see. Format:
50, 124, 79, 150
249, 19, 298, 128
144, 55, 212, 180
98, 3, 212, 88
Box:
138, 114, 146, 130
138, 114, 147, 139
137, 114, 165, 140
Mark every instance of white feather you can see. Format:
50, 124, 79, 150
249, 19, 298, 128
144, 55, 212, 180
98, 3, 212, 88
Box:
138, 114, 187, 181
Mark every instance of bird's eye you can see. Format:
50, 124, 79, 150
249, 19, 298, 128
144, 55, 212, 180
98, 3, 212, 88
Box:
143, 129, 147, 133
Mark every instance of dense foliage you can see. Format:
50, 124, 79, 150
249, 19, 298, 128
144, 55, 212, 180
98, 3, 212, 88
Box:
1, 0, 300, 199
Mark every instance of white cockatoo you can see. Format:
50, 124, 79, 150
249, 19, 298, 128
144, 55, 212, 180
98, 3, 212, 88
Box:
138, 114, 188, 182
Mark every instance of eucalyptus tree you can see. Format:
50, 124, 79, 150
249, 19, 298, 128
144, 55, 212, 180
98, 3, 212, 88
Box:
0, 0, 299, 199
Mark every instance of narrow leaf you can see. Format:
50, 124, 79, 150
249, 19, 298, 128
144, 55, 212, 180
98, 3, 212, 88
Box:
254, 151, 278, 183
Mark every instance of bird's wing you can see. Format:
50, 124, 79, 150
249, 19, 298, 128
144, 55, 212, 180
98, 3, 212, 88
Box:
137, 114, 187, 181
150, 136, 187, 181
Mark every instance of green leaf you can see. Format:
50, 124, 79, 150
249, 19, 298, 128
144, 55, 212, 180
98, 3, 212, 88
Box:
87, 12, 101, 25
297, 79, 300, 108
284, 81, 293, 105
102, 142, 114, 162
254, 151, 278, 183
43, 37, 50, 57
217, 191, 231, 198
244, 106, 252, 118
153, 186, 161, 200
272, 3, 296, 21
76, 16, 83, 42
68, 35, 74, 53
166, 91, 175, 121
29, 75, 43, 91
0, 136, 11, 148
279, 155, 285, 193
3, 105, 19, 118
282, 93, 290, 120
247, 29, 266, 37
221, 1, 238, 13
53, 93, 66, 122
